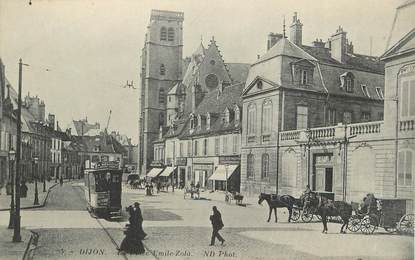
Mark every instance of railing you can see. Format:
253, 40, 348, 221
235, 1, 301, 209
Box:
310, 126, 336, 139
280, 130, 301, 141
349, 121, 382, 136
400, 119, 415, 132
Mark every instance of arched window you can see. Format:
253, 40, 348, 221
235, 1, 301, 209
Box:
261, 153, 269, 179
262, 100, 272, 134
167, 27, 175, 41
160, 27, 167, 41
234, 106, 240, 124
247, 103, 256, 135
247, 154, 254, 178
160, 64, 166, 75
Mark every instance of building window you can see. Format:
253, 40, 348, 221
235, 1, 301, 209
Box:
378, 112, 384, 120
262, 100, 272, 134
400, 78, 415, 118
398, 150, 412, 186
261, 154, 269, 179
327, 108, 336, 126
247, 103, 256, 135
346, 78, 353, 92
247, 154, 254, 178
160, 27, 167, 41
167, 27, 175, 41
361, 85, 370, 98
301, 70, 308, 85
187, 141, 191, 156
222, 136, 228, 154
232, 135, 239, 154
341, 72, 355, 92
296, 106, 308, 129
179, 142, 183, 157
343, 111, 352, 124
375, 87, 384, 99
194, 141, 198, 156
160, 64, 166, 76
159, 113, 164, 127
203, 139, 208, 155
159, 88, 165, 105
361, 111, 371, 122
224, 109, 230, 125
206, 113, 211, 130
214, 137, 220, 155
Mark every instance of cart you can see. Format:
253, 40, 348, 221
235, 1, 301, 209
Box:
347, 198, 414, 235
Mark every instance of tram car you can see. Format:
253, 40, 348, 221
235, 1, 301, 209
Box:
84, 162, 123, 218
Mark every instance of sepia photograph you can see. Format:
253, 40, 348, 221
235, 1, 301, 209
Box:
0, 0, 414, 259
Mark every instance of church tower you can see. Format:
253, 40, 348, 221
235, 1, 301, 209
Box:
138, 10, 184, 174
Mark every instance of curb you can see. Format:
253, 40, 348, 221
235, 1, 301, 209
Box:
0, 183, 58, 211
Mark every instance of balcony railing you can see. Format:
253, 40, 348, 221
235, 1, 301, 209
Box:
349, 121, 382, 136
400, 119, 415, 132
280, 130, 301, 141
309, 126, 336, 139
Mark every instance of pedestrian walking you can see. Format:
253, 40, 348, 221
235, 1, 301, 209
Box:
59, 176, 63, 186
133, 202, 147, 239
120, 206, 145, 255
209, 206, 225, 246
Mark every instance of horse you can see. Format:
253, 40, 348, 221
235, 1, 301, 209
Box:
258, 193, 297, 223
304, 195, 352, 233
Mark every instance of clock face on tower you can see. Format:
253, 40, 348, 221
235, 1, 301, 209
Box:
205, 74, 219, 89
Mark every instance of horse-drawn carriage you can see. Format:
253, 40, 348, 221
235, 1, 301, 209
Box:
225, 191, 244, 205
347, 197, 414, 235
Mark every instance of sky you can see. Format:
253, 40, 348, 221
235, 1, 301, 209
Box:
0, 0, 403, 144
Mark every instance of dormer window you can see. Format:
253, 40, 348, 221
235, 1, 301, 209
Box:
256, 80, 263, 89
301, 70, 308, 85
224, 109, 230, 125
361, 85, 370, 98
340, 72, 355, 92
375, 87, 384, 99
234, 106, 240, 124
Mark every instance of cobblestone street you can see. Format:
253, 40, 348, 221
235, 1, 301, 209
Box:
1, 181, 411, 259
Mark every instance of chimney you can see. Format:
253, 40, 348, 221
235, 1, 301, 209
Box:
312, 38, 325, 48
48, 114, 55, 129
267, 33, 283, 50
346, 40, 354, 54
289, 12, 303, 46
57, 121, 59, 130
330, 26, 347, 63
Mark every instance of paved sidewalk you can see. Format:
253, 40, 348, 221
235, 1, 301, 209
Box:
0, 227, 32, 260
0, 180, 57, 211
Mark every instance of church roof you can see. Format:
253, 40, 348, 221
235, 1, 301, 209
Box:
182, 43, 206, 88
226, 63, 250, 84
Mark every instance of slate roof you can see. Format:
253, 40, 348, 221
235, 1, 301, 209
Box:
71, 135, 126, 154
300, 45, 385, 74
180, 83, 244, 138
226, 63, 251, 84
254, 38, 317, 65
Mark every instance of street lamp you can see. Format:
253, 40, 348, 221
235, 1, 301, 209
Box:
225, 164, 229, 193
8, 148, 16, 229
33, 156, 39, 205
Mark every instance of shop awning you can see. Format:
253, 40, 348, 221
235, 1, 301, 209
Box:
209, 165, 238, 181
146, 168, 164, 178
159, 166, 176, 177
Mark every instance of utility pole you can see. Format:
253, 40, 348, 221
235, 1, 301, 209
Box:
13, 58, 23, 242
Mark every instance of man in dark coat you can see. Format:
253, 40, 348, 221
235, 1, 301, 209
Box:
209, 206, 225, 246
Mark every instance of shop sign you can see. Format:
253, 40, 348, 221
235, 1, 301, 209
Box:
219, 156, 240, 165
175, 157, 187, 166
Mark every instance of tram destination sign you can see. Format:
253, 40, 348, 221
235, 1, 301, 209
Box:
95, 161, 120, 170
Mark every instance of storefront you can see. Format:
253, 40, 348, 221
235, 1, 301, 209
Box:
209, 156, 241, 192
192, 163, 214, 189
146, 167, 164, 181
175, 157, 187, 188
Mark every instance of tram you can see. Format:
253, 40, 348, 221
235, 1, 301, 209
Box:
84, 161, 123, 218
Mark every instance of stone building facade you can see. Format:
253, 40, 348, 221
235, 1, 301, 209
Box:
241, 13, 385, 196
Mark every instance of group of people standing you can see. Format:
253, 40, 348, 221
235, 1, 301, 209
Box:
119, 202, 147, 255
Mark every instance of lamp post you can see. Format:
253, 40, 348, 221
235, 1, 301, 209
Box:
42, 123, 46, 192
33, 156, 39, 205
8, 149, 16, 229
225, 164, 229, 192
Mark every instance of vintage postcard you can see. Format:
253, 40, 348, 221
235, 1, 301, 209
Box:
0, 0, 414, 259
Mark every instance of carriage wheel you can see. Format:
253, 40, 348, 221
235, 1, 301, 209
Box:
361, 217, 376, 234
398, 214, 414, 235
291, 208, 301, 222
316, 214, 322, 221
347, 215, 361, 233
301, 211, 313, 222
